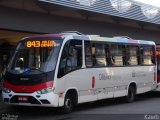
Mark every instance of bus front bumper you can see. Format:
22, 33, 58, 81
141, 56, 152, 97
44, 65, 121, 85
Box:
2, 91, 60, 107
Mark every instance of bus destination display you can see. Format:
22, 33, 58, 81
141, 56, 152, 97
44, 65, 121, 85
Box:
26, 40, 56, 47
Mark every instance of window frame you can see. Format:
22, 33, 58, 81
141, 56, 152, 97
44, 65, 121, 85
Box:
84, 40, 156, 68
140, 45, 156, 66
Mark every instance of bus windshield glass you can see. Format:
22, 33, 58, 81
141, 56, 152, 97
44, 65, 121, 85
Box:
7, 39, 62, 74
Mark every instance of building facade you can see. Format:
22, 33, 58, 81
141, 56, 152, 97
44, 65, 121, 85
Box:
0, 0, 160, 73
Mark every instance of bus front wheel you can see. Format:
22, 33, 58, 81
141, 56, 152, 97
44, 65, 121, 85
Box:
61, 94, 73, 114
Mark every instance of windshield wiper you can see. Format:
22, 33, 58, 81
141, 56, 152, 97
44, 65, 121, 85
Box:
30, 68, 45, 73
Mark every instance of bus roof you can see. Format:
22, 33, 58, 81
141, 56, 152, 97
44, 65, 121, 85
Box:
22, 32, 155, 45
73, 35, 155, 45
87, 36, 155, 45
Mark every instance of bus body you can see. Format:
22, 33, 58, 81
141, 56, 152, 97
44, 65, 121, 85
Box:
2, 32, 157, 113
156, 45, 160, 90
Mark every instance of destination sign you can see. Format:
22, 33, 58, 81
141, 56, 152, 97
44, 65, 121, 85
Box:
26, 40, 56, 47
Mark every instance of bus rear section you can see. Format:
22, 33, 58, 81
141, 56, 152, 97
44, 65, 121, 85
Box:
156, 45, 160, 90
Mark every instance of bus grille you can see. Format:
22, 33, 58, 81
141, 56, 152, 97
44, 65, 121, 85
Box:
10, 96, 41, 104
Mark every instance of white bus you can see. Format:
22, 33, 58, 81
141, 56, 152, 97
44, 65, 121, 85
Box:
2, 31, 157, 113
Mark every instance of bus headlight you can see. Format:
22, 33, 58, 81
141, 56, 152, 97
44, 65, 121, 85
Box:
2, 87, 11, 93
36, 87, 54, 94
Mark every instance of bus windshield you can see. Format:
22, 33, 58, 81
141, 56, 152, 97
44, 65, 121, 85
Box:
7, 39, 62, 74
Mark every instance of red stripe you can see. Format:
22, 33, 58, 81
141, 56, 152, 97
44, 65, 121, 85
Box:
92, 76, 95, 88
3, 81, 53, 93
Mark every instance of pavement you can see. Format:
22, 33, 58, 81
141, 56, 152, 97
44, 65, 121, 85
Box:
0, 93, 10, 114
0, 92, 2, 104
0, 93, 5, 113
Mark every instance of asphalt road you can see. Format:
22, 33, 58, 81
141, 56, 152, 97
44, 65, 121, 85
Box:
1, 91, 160, 120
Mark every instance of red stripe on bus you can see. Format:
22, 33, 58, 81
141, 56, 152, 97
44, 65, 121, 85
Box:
92, 76, 95, 88
3, 81, 53, 93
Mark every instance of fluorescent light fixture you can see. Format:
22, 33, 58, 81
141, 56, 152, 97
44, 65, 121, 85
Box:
110, 0, 132, 13
76, 0, 97, 6
141, 5, 159, 19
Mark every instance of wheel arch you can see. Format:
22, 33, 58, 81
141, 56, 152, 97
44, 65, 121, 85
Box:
64, 88, 79, 106
128, 82, 137, 94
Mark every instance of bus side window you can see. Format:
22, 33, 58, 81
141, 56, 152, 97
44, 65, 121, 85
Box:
94, 43, 106, 67
67, 40, 82, 71
67, 46, 77, 70
85, 42, 93, 67
110, 44, 123, 66
126, 46, 138, 65
58, 43, 68, 78
141, 46, 155, 65
58, 40, 82, 78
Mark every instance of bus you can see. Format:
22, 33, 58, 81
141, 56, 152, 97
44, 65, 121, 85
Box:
156, 45, 160, 89
2, 31, 157, 113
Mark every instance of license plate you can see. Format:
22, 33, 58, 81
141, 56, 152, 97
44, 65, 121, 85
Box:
18, 96, 28, 101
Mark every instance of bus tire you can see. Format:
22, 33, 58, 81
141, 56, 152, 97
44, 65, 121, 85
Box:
61, 93, 73, 114
126, 85, 136, 103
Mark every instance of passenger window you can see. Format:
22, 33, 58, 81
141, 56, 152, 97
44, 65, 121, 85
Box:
141, 46, 155, 65
85, 42, 107, 67
110, 44, 123, 66
94, 44, 106, 67
85, 42, 93, 67
126, 46, 139, 65
58, 40, 82, 78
